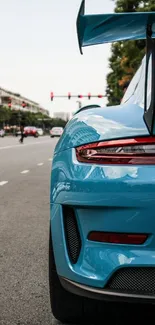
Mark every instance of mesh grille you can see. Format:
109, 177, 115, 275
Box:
106, 267, 155, 295
63, 206, 81, 264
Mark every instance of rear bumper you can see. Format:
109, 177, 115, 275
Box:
50, 203, 155, 289
60, 277, 155, 304
50, 148, 155, 291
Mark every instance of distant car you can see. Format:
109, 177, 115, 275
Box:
15, 127, 39, 137
50, 127, 63, 138
24, 127, 39, 137
37, 128, 44, 136
0, 129, 5, 137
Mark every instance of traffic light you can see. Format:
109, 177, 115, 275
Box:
98, 94, 103, 98
78, 94, 83, 98
88, 92, 91, 100
8, 97, 11, 108
22, 101, 26, 108
68, 92, 71, 100
50, 92, 54, 101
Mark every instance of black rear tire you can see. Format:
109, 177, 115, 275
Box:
49, 225, 103, 324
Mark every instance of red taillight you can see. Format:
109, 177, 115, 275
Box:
88, 232, 148, 245
76, 137, 155, 165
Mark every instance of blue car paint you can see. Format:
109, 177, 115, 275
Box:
77, 1, 155, 50
50, 147, 155, 287
50, 2, 155, 294
78, 12, 155, 47
50, 83, 155, 290
54, 103, 148, 154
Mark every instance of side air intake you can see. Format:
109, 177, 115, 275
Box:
63, 206, 81, 264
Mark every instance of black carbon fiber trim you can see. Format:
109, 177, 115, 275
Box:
60, 276, 155, 304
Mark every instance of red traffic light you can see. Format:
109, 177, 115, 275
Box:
98, 94, 103, 98
88, 93, 91, 100
50, 92, 54, 101
78, 94, 83, 98
68, 92, 71, 100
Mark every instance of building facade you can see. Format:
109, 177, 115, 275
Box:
53, 111, 71, 121
0, 87, 49, 116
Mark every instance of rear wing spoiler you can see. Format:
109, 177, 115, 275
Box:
76, 1, 155, 135
77, 0, 155, 54
75, 104, 101, 115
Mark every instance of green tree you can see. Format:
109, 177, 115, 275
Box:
106, 0, 155, 106
0, 106, 11, 127
0, 106, 67, 132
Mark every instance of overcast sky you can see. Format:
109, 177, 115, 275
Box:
0, 0, 115, 116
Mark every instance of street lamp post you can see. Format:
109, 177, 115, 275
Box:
76, 101, 82, 109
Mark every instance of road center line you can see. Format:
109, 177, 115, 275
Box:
37, 163, 44, 166
0, 181, 8, 186
20, 170, 29, 174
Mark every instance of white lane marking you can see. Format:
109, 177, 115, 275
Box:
0, 140, 52, 151
37, 163, 44, 166
48, 158, 53, 161
20, 170, 29, 174
0, 181, 8, 186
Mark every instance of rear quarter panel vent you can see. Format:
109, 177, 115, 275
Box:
63, 206, 81, 264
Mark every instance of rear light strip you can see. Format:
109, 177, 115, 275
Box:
76, 137, 155, 165
88, 232, 148, 245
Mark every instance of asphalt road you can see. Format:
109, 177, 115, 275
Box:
0, 136, 154, 325
0, 136, 58, 325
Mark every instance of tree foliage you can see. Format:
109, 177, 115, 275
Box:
106, 0, 155, 106
0, 106, 67, 131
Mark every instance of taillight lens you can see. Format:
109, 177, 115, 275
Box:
76, 137, 155, 165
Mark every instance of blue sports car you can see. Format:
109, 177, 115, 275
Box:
49, 1, 155, 323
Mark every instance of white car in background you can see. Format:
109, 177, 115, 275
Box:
0, 129, 5, 137
50, 127, 63, 138
37, 128, 44, 136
